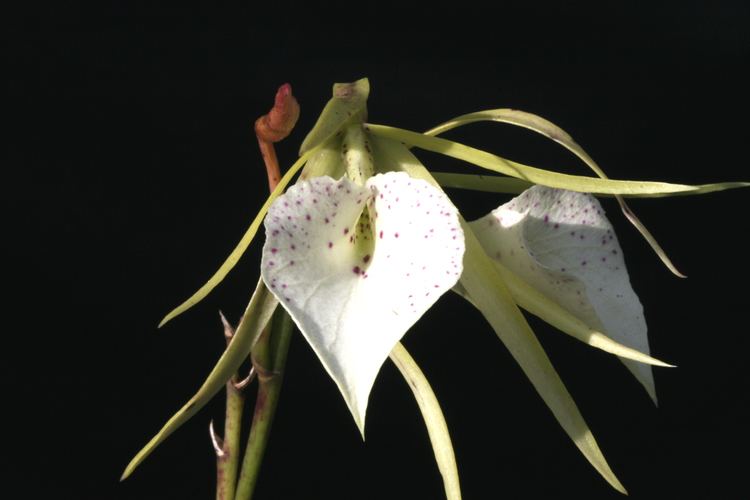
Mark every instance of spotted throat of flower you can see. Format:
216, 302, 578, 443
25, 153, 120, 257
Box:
261, 115, 466, 431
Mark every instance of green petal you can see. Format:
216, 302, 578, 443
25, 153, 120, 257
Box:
299, 135, 346, 181
373, 135, 627, 494
299, 78, 370, 155
390, 342, 462, 500
122, 279, 278, 479
425, 108, 687, 277
158, 149, 314, 327
368, 124, 744, 196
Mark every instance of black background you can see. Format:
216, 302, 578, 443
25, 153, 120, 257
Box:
7, 2, 749, 499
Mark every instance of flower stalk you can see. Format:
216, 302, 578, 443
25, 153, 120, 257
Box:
234, 308, 294, 500
230, 83, 299, 500
214, 313, 247, 500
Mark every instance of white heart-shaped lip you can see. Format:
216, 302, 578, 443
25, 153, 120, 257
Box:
470, 185, 655, 402
261, 171, 465, 432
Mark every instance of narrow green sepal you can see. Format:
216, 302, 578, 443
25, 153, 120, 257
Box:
122, 279, 278, 480
390, 342, 462, 500
434, 172, 532, 194
158, 149, 313, 328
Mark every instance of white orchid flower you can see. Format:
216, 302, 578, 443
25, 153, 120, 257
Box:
260, 170, 464, 430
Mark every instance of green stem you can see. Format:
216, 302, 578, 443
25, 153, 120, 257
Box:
234, 308, 294, 500
216, 379, 244, 500
215, 314, 246, 500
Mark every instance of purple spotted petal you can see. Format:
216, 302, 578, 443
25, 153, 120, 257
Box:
470, 185, 655, 402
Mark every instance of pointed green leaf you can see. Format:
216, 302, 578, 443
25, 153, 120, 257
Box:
122, 279, 278, 480
425, 108, 687, 277
372, 135, 626, 493
390, 342, 462, 500
299, 78, 370, 155
158, 149, 314, 327
368, 124, 745, 196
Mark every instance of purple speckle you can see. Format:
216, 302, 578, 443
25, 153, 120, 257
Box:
271, 248, 278, 254
328, 242, 333, 249
352, 266, 361, 275
363, 255, 371, 263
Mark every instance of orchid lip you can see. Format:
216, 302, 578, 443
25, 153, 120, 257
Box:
261, 171, 465, 431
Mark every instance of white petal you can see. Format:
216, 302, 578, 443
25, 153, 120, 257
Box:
261, 172, 465, 431
470, 185, 655, 402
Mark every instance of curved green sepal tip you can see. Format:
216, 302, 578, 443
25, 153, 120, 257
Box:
390, 343, 462, 500
122, 279, 278, 480
299, 78, 370, 155
425, 109, 689, 278
158, 149, 314, 328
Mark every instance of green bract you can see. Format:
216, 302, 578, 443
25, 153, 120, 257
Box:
125, 78, 748, 498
